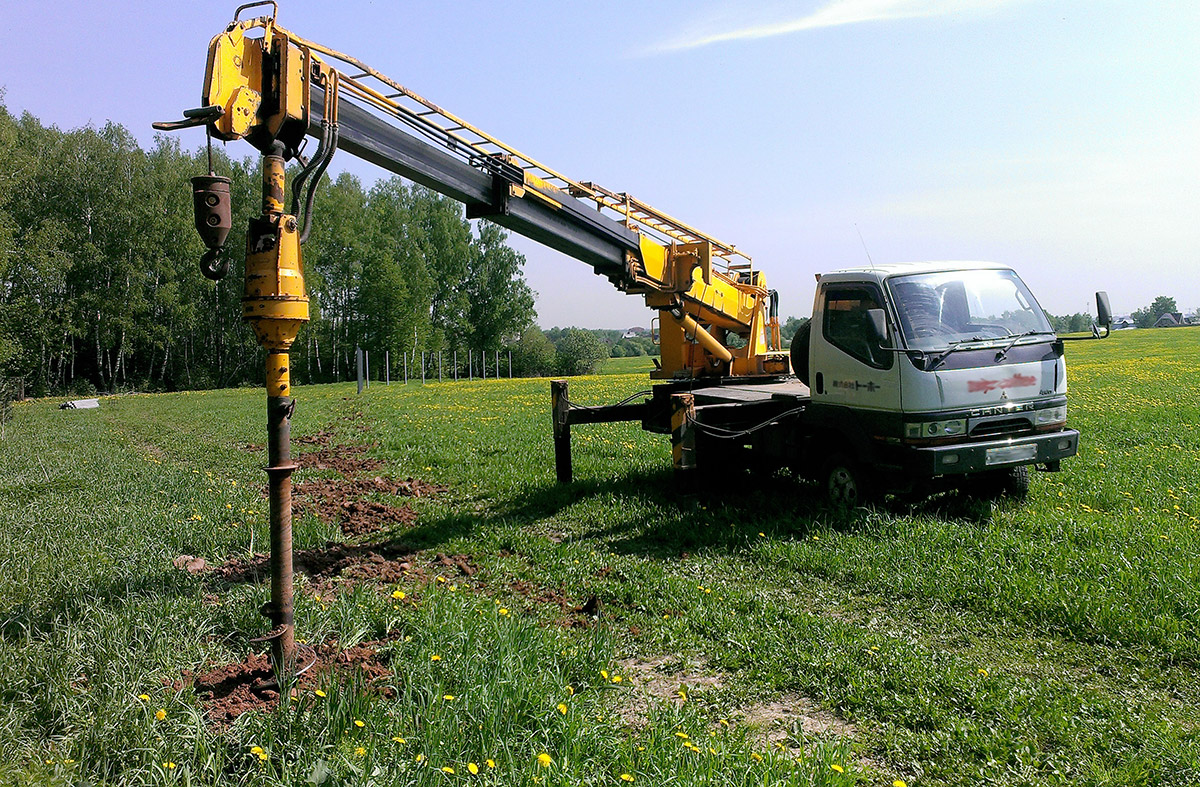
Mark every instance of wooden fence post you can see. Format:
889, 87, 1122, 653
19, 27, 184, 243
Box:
551, 379, 572, 484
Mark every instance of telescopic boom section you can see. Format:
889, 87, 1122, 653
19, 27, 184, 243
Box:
197, 9, 788, 379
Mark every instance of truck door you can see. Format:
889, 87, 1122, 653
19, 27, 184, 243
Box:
810, 283, 899, 416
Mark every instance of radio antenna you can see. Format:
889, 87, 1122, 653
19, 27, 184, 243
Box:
854, 224, 878, 273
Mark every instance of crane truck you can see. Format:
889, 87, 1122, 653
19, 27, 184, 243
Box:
155, 2, 1109, 673
155, 3, 1111, 507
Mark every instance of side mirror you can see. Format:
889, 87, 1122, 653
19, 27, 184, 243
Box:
866, 308, 888, 343
1095, 291, 1112, 327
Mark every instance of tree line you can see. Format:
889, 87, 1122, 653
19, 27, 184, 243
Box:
0, 100, 537, 396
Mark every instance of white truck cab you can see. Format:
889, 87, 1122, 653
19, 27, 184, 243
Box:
793, 261, 1100, 500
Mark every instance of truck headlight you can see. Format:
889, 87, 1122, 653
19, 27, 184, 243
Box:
1035, 405, 1067, 427
905, 419, 966, 439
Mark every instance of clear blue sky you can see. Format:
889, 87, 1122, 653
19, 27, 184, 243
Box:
1, 1, 1196, 328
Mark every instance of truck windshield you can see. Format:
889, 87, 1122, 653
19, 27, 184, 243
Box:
887, 269, 1053, 350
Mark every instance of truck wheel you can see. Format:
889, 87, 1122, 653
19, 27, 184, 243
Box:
975, 466, 1031, 500
824, 454, 874, 507
789, 321, 810, 385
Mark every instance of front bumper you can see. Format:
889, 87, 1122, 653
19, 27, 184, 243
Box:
904, 429, 1079, 476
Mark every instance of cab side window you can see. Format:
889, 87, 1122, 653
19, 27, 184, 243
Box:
822, 287, 893, 369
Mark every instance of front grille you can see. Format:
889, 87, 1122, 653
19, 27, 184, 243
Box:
970, 417, 1033, 438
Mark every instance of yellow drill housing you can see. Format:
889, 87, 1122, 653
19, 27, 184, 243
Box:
243, 153, 309, 364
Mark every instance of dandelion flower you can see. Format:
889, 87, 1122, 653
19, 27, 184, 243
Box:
155, 709, 167, 721
163, 761, 176, 769
750, 752, 763, 762
621, 775, 634, 782
674, 732, 690, 740
611, 675, 622, 683
557, 703, 568, 715
677, 689, 688, 701
392, 590, 406, 599
354, 719, 365, 728
431, 654, 442, 661
600, 670, 609, 680
566, 685, 575, 696
355, 747, 366, 757
537, 753, 552, 768
443, 694, 455, 701
416, 754, 425, 763
315, 689, 327, 698
138, 694, 150, 701
830, 763, 844, 773
894, 781, 908, 787
498, 608, 509, 616
250, 746, 264, 756
977, 668, 988, 677
468, 762, 479, 775
393, 736, 406, 743
442, 766, 455, 774
486, 759, 496, 768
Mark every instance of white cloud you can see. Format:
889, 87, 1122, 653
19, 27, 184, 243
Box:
645, 0, 1025, 55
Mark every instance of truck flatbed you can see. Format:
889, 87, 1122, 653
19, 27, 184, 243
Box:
691, 380, 811, 407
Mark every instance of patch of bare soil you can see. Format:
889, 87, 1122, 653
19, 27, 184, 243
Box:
737, 693, 858, 759
614, 655, 726, 728
190, 637, 397, 726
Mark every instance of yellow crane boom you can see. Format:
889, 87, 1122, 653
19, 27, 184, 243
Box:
159, 2, 788, 380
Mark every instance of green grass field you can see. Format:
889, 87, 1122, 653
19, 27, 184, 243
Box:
1, 328, 1197, 786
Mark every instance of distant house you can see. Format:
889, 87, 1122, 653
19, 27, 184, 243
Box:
621, 327, 649, 339
1110, 315, 1137, 330
1154, 312, 1191, 328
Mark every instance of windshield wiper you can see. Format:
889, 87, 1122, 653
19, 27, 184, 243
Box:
926, 337, 985, 370
994, 330, 1056, 362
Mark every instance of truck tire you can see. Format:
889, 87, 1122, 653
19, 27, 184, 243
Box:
789, 321, 811, 385
974, 465, 1031, 500
824, 453, 875, 507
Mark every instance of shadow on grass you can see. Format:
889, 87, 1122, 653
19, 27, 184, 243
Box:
397, 464, 999, 562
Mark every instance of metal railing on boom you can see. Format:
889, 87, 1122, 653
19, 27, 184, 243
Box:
270, 21, 753, 272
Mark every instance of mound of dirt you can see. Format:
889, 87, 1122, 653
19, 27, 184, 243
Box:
190, 637, 397, 725
294, 475, 445, 537
295, 429, 333, 446
298, 475, 445, 500
337, 500, 418, 537
191, 652, 279, 725
285, 439, 446, 536
214, 541, 418, 586
296, 444, 382, 476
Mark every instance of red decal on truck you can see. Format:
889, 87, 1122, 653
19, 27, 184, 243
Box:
969, 373, 1037, 393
